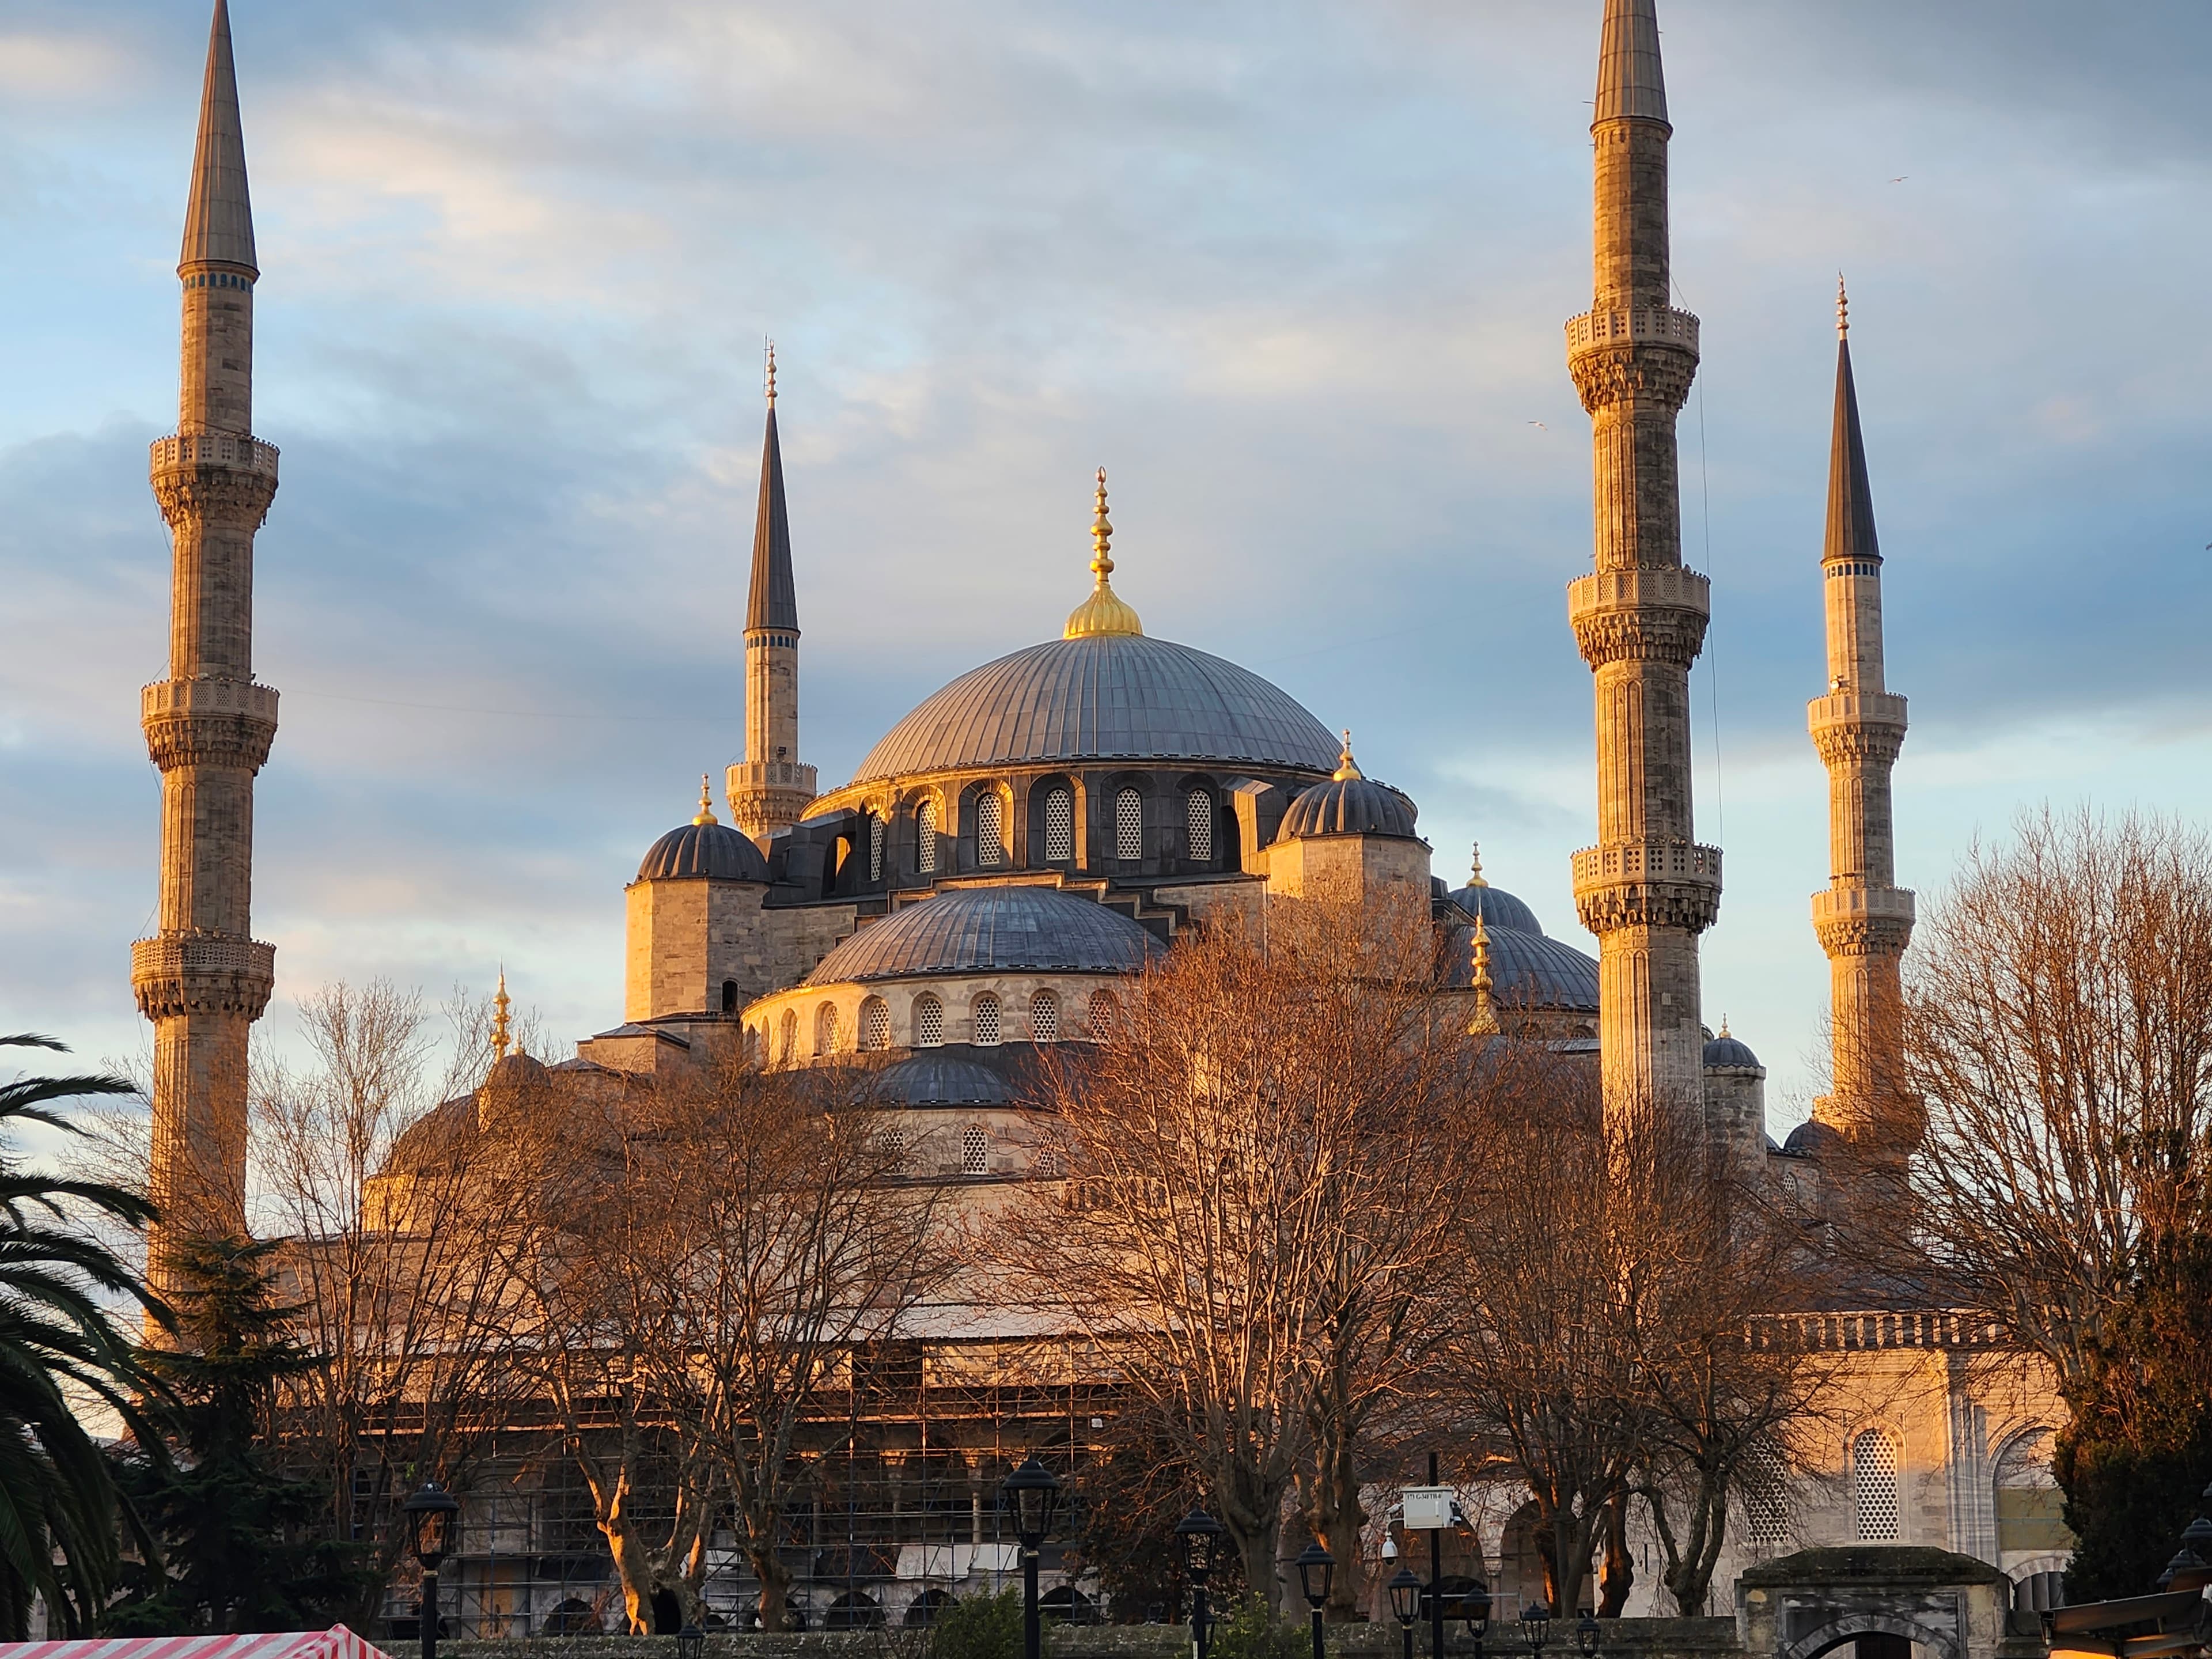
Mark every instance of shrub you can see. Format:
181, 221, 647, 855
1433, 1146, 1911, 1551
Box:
929, 1588, 1023, 1659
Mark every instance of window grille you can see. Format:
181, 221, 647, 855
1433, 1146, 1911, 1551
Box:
1086, 991, 1119, 1039
779, 1011, 798, 1065
976, 792, 1003, 866
1115, 788, 1143, 861
869, 816, 885, 883
1187, 790, 1213, 861
914, 994, 944, 1047
1852, 1430, 1902, 1541
876, 1128, 906, 1168
1031, 992, 1059, 1043
815, 1002, 840, 1056
973, 994, 1002, 1046
859, 998, 890, 1051
1044, 789, 1073, 862
1743, 1462, 1791, 1547
916, 800, 938, 875
961, 1126, 990, 1176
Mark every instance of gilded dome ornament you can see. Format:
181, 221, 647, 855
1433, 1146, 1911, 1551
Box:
1063, 467, 1143, 639
693, 774, 719, 825
1333, 731, 1363, 782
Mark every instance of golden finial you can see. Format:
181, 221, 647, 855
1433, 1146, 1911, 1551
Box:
1468, 841, 1488, 889
1836, 275, 1849, 341
1063, 466, 1143, 639
694, 773, 719, 826
1332, 730, 1364, 782
766, 338, 777, 406
1467, 915, 1499, 1037
491, 967, 512, 1060
1719, 1013, 1732, 1039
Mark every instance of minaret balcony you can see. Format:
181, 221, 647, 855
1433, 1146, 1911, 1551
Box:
1566, 305, 1700, 357
1571, 839, 1723, 934
1573, 839, 1722, 889
149, 433, 279, 478
130, 933, 277, 1020
1807, 690, 1908, 733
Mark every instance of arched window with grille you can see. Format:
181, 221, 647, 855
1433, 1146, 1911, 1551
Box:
916, 798, 938, 876
976, 791, 1003, 867
876, 1127, 907, 1170
972, 993, 1002, 1047
1030, 991, 1059, 1043
859, 997, 891, 1052
779, 1010, 798, 1066
913, 993, 944, 1048
961, 1126, 990, 1176
1086, 991, 1119, 1039
1851, 1429, 1902, 1541
1115, 787, 1143, 862
1044, 787, 1074, 862
1187, 789, 1213, 862
869, 815, 885, 883
815, 1002, 840, 1058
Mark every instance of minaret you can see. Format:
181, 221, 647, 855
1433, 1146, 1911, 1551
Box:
1809, 281, 1915, 1141
1566, 0, 1722, 1133
726, 344, 816, 847
132, 0, 280, 1263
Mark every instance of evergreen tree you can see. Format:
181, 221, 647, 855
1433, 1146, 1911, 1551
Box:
109, 1233, 372, 1633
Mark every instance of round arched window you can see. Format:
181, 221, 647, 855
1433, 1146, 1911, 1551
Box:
1031, 991, 1059, 1043
916, 799, 939, 876
1086, 991, 1119, 1040
868, 815, 885, 884
1187, 789, 1213, 862
972, 993, 1002, 1047
1851, 1429, 1902, 1541
859, 997, 891, 1052
815, 1002, 841, 1057
1044, 787, 1074, 862
976, 791, 1003, 868
913, 993, 945, 1048
778, 1010, 798, 1066
1115, 788, 1143, 862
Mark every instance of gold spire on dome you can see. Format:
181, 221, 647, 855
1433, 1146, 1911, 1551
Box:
1332, 730, 1364, 782
491, 968, 512, 1060
1836, 275, 1849, 341
1468, 841, 1488, 888
1719, 1014, 1732, 1039
1063, 467, 1143, 639
694, 774, 720, 825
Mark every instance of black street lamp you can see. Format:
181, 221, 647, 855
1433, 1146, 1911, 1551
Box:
1463, 1582, 1493, 1659
1575, 1616, 1600, 1659
402, 1481, 461, 1659
1296, 1543, 1335, 1659
1520, 1605, 1551, 1659
1389, 1569, 1424, 1659
1002, 1457, 1063, 1659
1176, 1508, 1226, 1659
677, 1624, 705, 1659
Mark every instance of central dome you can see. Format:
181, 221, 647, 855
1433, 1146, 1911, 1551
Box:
846, 632, 1340, 787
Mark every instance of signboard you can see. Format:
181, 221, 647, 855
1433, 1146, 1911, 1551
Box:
1402, 1486, 1456, 1531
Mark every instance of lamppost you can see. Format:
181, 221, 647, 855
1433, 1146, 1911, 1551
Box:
402, 1481, 460, 1659
1002, 1457, 1063, 1659
1296, 1544, 1335, 1659
1175, 1508, 1226, 1659
677, 1624, 705, 1659
1389, 1569, 1424, 1659
1520, 1605, 1551, 1659
1463, 1582, 1493, 1659
1575, 1615, 1600, 1659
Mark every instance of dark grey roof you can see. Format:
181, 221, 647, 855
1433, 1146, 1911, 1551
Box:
1278, 774, 1420, 842
181, 0, 256, 273
847, 633, 1339, 787
1448, 883, 1543, 935
636, 820, 770, 883
1594, 0, 1668, 126
1443, 922, 1600, 1014
1704, 1032, 1763, 1070
747, 401, 798, 634
1825, 328, 1881, 565
1784, 1119, 1840, 1157
806, 886, 1160, 985
869, 1055, 1012, 1107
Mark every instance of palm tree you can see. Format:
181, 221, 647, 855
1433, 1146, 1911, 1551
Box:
0, 1033, 166, 1639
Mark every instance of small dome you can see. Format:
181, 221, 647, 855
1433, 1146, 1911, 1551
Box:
1450, 884, 1543, 935
1278, 736, 1419, 841
1783, 1119, 1840, 1157
486, 1051, 550, 1089
1703, 1032, 1763, 1070
806, 885, 1161, 985
1444, 922, 1599, 1013
637, 820, 769, 883
870, 1055, 1013, 1107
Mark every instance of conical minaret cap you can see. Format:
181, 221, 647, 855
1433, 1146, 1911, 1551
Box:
180, 0, 257, 274
1594, 0, 1669, 127
1824, 282, 1881, 565
746, 343, 799, 634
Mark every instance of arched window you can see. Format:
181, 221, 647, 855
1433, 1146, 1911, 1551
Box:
961, 1126, 990, 1176
1851, 1429, 1902, 1541
859, 997, 891, 1052
1030, 991, 1059, 1043
744, 1025, 764, 1069
1086, 991, 1119, 1040
815, 1002, 841, 1057
721, 979, 739, 1015
916, 799, 938, 876
875, 1127, 907, 1170
1994, 1429, 2070, 1555
1044, 787, 1074, 862
973, 993, 1002, 1047
1187, 789, 1213, 862
913, 994, 944, 1048
1115, 787, 1143, 862
869, 815, 885, 884
976, 791, 1003, 867
778, 1010, 798, 1066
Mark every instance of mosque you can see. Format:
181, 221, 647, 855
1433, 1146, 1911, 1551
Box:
130, 0, 2071, 1636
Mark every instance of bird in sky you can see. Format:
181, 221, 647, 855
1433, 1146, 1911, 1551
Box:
1889, 175, 1909, 183
1527, 421, 1548, 432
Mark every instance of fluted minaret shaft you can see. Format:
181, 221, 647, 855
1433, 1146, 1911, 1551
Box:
133, 0, 279, 1262
727, 350, 816, 847
1567, 0, 1721, 1132
1809, 289, 1914, 1132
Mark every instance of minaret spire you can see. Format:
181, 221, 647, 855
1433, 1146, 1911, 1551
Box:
728, 343, 816, 847
1567, 0, 1722, 1142
135, 0, 282, 1279
1808, 284, 1915, 1148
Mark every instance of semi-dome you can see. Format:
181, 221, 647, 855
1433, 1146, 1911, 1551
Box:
1448, 844, 1543, 934
1277, 737, 1419, 841
636, 782, 770, 883
806, 885, 1161, 985
1445, 921, 1600, 1013
870, 1055, 1013, 1107
846, 632, 1339, 787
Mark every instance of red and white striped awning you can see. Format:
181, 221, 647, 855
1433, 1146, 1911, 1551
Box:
0, 1626, 391, 1659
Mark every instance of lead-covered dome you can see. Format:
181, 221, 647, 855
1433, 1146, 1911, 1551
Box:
1704, 1031, 1763, 1070
637, 820, 769, 883
870, 1055, 1013, 1107
1277, 736, 1419, 841
846, 633, 1339, 787
1445, 922, 1600, 1013
806, 885, 1161, 985
1448, 846, 1541, 933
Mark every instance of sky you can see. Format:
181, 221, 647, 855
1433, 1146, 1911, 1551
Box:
2, 0, 2209, 1137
